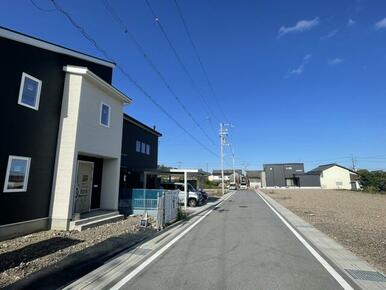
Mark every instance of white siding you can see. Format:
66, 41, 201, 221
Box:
320, 166, 354, 190
50, 71, 126, 230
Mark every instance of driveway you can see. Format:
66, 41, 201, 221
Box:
117, 190, 346, 289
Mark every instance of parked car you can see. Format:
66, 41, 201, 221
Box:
161, 182, 203, 207
229, 182, 238, 190
198, 188, 208, 201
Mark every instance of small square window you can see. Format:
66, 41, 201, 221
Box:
141, 142, 146, 154
100, 103, 110, 127
146, 144, 150, 155
18, 73, 42, 110
3, 156, 31, 192
136, 140, 141, 152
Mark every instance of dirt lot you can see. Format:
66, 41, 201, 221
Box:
263, 189, 386, 274
0, 217, 155, 288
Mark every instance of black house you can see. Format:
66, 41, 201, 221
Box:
119, 114, 162, 214
0, 27, 139, 239
263, 163, 305, 187
0, 26, 119, 238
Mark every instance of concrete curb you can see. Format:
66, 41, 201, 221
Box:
257, 189, 386, 290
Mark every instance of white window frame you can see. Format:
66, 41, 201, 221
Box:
136, 140, 141, 152
100, 102, 111, 128
141, 142, 146, 154
17, 72, 42, 110
3, 155, 31, 193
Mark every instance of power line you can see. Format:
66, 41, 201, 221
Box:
49, 0, 219, 158
30, 0, 56, 12
172, 0, 230, 123
102, 0, 216, 146
143, 0, 219, 126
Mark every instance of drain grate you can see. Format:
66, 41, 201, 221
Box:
345, 269, 386, 282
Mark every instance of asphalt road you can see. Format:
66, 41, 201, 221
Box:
121, 190, 344, 290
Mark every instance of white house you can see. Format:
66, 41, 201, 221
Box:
307, 164, 360, 190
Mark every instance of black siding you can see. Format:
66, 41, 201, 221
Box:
263, 164, 304, 187
296, 174, 321, 187
0, 36, 112, 225
119, 118, 159, 215
120, 119, 159, 171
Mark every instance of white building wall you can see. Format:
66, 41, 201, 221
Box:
50, 74, 83, 230
76, 78, 123, 158
320, 166, 353, 190
50, 70, 126, 230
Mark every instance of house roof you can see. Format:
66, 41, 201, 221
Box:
123, 114, 162, 137
246, 170, 262, 178
0, 26, 115, 68
212, 169, 242, 175
308, 163, 357, 175
263, 163, 304, 167
63, 66, 131, 103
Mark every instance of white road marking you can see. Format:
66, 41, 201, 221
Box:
255, 190, 353, 290
110, 191, 236, 290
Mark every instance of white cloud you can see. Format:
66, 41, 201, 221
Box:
375, 18, 386, 30
328, 58, 344, 65
278, 18, 319, 37
347, 19, 356, 27
321, 29, 338, 39
288, 54, 312, 76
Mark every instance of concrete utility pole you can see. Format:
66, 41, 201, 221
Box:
230, 143, 236, 183
220, 123, 225, 195
219, 123, 231, 195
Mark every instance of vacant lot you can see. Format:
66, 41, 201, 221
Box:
263, 189, 386, 274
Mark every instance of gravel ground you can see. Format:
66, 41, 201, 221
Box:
0, 217, 155, 288
263, 189, 386, 274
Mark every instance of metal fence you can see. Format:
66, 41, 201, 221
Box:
131, 189, 179, 229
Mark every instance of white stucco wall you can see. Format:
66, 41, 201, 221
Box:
50, 70, 126, 230
76, 78, 123, 158
50, 73, 82, 230
320, 166, 353, 190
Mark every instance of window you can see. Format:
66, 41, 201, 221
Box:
3, 156, 31, 192
18, 72, 42, 110
141, 142, 146, 154
146, 144, 150, 155
136, 140, 141, 152
100, 103, 110, 127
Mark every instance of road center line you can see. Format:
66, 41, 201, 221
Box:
255, 190, 353, 290
110, 191, 235, 290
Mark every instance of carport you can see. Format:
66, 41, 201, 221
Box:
143, 168, 209, 210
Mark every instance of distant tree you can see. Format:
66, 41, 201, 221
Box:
358, 169, 386, 193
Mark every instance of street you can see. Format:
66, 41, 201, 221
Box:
114, 191, 347, 290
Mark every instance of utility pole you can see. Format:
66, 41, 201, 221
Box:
219, 123, 228, 195
351, 154, 357, 171
230, 143, 236, 183
220, 123, 232, 195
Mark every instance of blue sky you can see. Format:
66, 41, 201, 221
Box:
1, 0, 386, 171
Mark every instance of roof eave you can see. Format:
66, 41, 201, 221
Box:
63, 66, 132, 104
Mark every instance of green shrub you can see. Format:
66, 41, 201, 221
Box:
358, 169, 386, 193
177, 208, 188, 221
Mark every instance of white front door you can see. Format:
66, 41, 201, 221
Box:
75, 161, 94, 214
